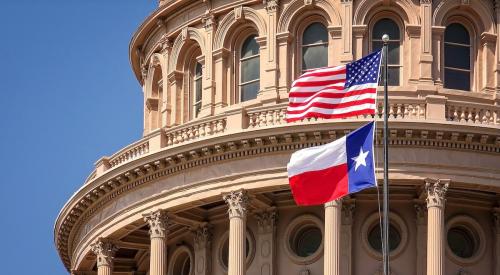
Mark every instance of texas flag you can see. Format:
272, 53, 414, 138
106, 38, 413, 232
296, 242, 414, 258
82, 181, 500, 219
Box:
287, 122, 376, 205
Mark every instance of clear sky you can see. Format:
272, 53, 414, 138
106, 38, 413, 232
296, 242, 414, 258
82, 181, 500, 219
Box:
0, 1, 156, 274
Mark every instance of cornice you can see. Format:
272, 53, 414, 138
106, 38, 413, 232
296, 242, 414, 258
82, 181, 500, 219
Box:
54, 120, 500, 270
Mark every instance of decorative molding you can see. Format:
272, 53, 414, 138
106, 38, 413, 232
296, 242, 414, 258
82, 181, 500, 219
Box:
143, 209, 170, 239
223, 190, 249, 218
193, 224, 212, 250
255, 208, 277, 234
264, 0, 279, 13
425, 178, 449, 208
90, 238, 117, 268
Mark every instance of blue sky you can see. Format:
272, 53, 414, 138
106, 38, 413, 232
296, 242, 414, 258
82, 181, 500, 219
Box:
0, 1, 156, 274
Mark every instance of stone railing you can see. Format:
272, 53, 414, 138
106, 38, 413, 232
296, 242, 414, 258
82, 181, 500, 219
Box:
165, 115, 227, 146
108, 139, 150, 168
446, 100, 499, 125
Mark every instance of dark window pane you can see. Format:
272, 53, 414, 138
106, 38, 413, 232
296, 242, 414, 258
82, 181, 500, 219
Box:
373, 42, 399, 65
241, 35, 259, 58
373, 18, 400, 40
195, 78, 202, 102
444, 69, 470, 91
241, 57, 260, 83
447, 227, 475, 258
195, 62, 202, 77
241, 81, 259, 101
445, 23, 470, 45
372, 41, 383, 52
303, 22, 328, 45
293, 227, 322, 257
302, 44, 328, 71
368, 224, 401, 252
445, 44, 470, 69
380, 66, 400, 86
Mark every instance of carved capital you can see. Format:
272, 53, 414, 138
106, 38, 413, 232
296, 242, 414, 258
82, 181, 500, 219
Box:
493, 209, 500, 233
414, 202, 427, 225
223, 190, 249, 218
255, 208, 277, 234
141, 65, 148, 82
420, 0, 431, 4
90, 238, 117, 268
202, 13, 216, 30
425, 178, 449, 208
263, 0, 279, 13
194, 224, 212, 250
143, 210, 170, 239
342, 201, 356, 225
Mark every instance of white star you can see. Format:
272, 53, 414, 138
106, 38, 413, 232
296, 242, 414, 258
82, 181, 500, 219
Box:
351, 147, 370, 171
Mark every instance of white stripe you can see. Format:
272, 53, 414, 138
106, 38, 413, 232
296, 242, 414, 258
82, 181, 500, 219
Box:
287, 136, 347, 178
287, 93, 376, 111
286, 103, 376, 119
289, 82, 378, 97
292, 74, 346, 86
289, 82, 345, 93
300, 65, 346, 77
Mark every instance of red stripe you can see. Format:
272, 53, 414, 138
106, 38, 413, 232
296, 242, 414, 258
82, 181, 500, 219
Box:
300, 67, 346, 78
289, 88, 376, 100
293, 78, 345, 87
286, 98, 376, 114
286, 109, 375, 122
289, 163, 349, 206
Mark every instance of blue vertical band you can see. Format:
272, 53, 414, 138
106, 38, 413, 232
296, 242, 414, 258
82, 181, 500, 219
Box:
346, 122, 376, 194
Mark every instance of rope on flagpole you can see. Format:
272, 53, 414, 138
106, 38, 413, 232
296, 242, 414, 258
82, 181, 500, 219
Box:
382, 34, 390, 275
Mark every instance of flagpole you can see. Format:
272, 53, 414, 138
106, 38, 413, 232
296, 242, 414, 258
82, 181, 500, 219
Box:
382, 34, 390, 275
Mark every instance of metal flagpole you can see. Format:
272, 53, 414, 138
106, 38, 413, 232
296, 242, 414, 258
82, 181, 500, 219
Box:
382, 34, 390, 275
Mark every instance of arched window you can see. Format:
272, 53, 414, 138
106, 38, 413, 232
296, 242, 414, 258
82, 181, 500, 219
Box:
444, 23, 470, 91
302, 22, 328, 72
240, 35, 260, 102
193, 62, 202, 117
372, 18, 401, 86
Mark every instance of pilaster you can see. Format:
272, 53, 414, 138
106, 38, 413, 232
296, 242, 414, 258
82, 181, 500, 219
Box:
415, 202, 428, 275
352, 25, 367, 60
276, 32, 292, 100
259, 0, 280, 104
340, 0, 353, 63
340, 200, 355, 275
255, 208, 277, 275
419, 0, 433, 84
213, 48, 230, 112
200, 13, 216, 117
194, 224, 212, 275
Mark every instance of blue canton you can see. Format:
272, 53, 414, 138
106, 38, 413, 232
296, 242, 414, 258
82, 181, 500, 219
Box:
345, 50, 382, 88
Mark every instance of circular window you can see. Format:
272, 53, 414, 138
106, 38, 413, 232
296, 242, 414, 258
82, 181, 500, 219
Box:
447, 226, 475, 258
446, 215, 485, 265
284, 214, 324, 265
218, 230, 255, 271
367, 224, 401, 253
361, 212, 408, 260
168, 246, 193, 275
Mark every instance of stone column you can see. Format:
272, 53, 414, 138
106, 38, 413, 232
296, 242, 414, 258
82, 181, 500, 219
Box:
340, 200, 355, 275
144, 210, 170, 275
481, 33, 496, 93
431, 27, 445, 86
324, 199, 342, 275
493, 210, 500, 275
425, 178, 449, 275
415, 203, 428, 275
223, 190, 249, 275
256, 208, 277, 275
91, 238, 117, 275
194, 224, 212, 275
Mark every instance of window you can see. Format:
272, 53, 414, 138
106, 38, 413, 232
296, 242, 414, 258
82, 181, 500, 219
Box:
368, 224, 401, 252
302, 22, 328, 72
444, 23, 470, 91
291, 225, 322, 257
240, 35, 260, 102
372, 18, 401, 86
447, 226, 476, 258
284, 214, 324, 264
193, 62, 202, 117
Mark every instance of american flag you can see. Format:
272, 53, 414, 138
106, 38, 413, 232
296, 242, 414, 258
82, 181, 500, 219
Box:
286, 51, 382, 122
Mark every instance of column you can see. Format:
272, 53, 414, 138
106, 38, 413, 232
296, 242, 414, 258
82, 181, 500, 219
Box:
495, 0, 500, 97
91, 238, 117, 275
352, 25, 367, 60
194, 224, 212, 275
415, 203, 428, 275
213, 48, 230, 112
144, 210, 170, 275
431, 26, 445, 86
159, 36, 172, 128
259, 0, 279, 103
324, 199, 342, 275
493, 210, 500, 275
223, 190, 249, 275
200, 13, 216, 117
425, 178, 449, 275
256, 208, 277, 275
167, 71, 183, 125
276, 32, 292, 100
340, 200, 355, 275
419, 0, 433, 85
340, 0, 353, 63
481, 33, 496, 93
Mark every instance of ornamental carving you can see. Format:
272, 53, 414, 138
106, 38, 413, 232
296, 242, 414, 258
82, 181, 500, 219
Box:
264, 0, 279, 13
342, 202, 356, 225
90, 238, 117, 268
425, 179, 449, 208
143, 209, 170, 239
202, 13, 216, 30
223, 190, 249, 218
255, 209, 277, 234
414, 203, 427, 225
194, 224, 212, 249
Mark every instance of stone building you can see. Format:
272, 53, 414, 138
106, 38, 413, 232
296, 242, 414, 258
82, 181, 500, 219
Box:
54, 0, 500, 274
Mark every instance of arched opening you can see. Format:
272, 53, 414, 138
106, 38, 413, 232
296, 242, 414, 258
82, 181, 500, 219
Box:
444, 23, 471, 91
239, 35, 260, 102
301, 22, 329, 72
372, 18, 401, 86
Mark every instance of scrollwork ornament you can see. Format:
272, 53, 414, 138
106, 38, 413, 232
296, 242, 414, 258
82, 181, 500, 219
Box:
425, 179, 449, 208
202, 13, 216, 30
255, 209, 277, 234
90, 238, 117, 268
263, 0, 279, 13
223, 190, 249, 218
143, 210, 170, 239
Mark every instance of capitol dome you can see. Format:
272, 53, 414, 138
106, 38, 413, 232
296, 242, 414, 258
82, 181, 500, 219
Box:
55, 1, 500, 275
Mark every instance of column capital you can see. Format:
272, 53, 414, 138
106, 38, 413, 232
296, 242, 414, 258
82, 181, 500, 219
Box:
143, 209, 170, 239
341, 200, 356, 225
202, 13, 216, 31
223, 190, 249, 218
263, 0, 279, 13
255, 208, 278, 234
425, 178, 449, 208
194, 224, 212, 249
91, 238, 118, 268
414, 201, 428, 225
325, 198, 342, 208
